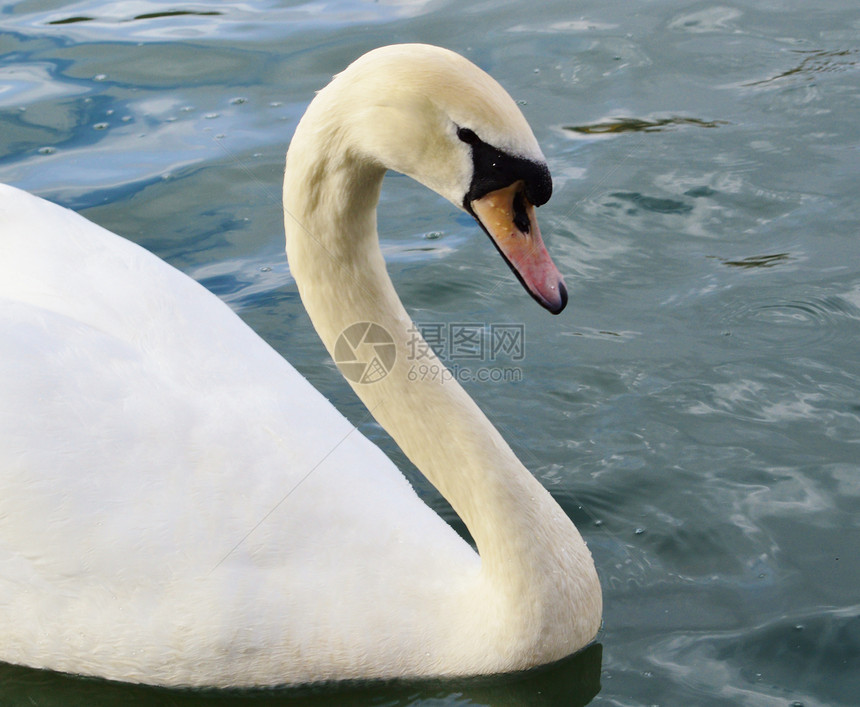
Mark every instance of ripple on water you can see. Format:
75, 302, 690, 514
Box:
710, 288, 860, 354
647, 606, 860, 706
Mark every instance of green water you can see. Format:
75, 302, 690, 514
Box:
1, 1, 858, 705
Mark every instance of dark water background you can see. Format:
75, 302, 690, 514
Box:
1, 1, 858, 705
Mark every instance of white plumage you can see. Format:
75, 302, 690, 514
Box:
0, 44, 600, 687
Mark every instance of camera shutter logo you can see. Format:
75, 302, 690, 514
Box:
334, 322, 396, 384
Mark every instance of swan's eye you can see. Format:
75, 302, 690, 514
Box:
457, 127, 480, 145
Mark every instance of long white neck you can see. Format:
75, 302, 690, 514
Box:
283, 94, 601, 664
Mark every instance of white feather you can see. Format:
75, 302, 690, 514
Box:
0, 44, 600, 687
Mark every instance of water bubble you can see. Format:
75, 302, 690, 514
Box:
634, 527, 645, 535
204, 112, 220, 120
230, 97, 247, 105
94, 73, 107, 81
93, 122, 109, 130
37, 146, 56, 155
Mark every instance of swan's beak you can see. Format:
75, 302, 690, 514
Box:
469, 181, 568, 314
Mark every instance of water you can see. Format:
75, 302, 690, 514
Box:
1, 1, 858, 705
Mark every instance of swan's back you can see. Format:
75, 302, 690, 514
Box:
0, 183, 476, 685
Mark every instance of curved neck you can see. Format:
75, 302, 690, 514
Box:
283, 119, 600, 647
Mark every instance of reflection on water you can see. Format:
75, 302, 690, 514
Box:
564, 116, 727, 136
0, 646, 603, 707
3, 0, 434, 42
48, 10, 224, 26
716, 252, 792, 269
745, 48, 860, 87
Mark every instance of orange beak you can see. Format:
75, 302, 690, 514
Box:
469, 181, 567, 314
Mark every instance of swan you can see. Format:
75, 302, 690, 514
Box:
0, 43, 601, 687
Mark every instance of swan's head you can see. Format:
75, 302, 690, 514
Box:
316, 44, 567, 314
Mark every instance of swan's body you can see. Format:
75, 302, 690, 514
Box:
0, 44, 600, 687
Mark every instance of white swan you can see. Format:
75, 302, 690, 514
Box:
0, 44, 601, 688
